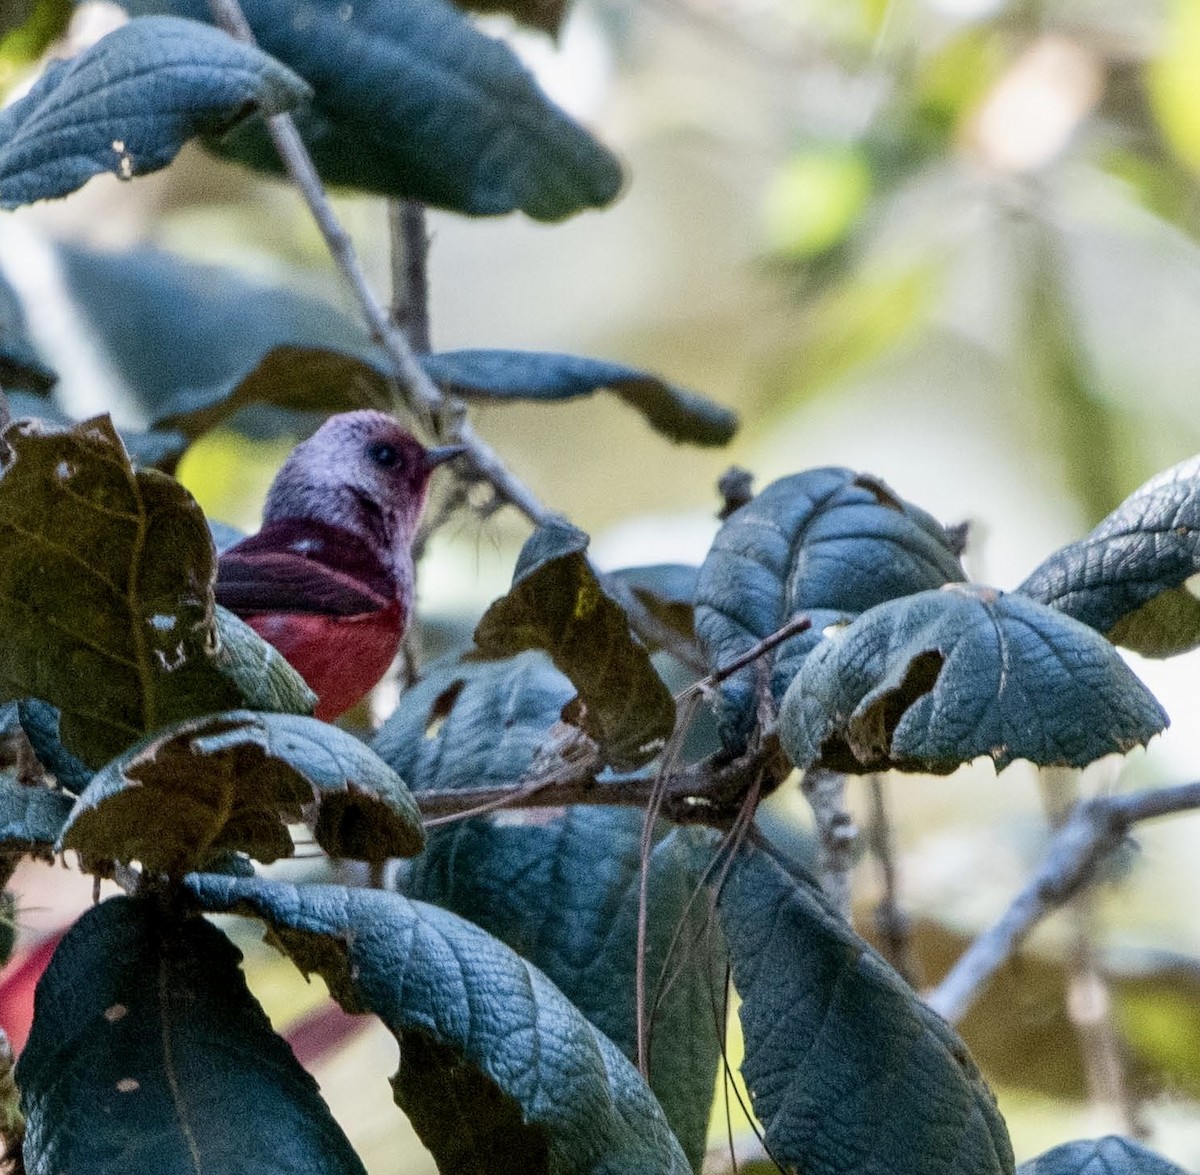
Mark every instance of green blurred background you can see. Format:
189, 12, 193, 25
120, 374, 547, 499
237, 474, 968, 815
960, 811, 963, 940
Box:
9, 0, 1200, 1169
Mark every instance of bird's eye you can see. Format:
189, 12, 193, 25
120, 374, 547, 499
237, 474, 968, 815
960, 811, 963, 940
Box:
368, 442, 400, 468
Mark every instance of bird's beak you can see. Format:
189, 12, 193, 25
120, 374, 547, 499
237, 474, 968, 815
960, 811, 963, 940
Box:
425, 444, 468, 469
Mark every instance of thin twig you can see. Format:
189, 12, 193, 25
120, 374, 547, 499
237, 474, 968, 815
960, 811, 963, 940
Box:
926, 781, 1200, 1024
206, 0, 559, 528
866, 774, 918, 985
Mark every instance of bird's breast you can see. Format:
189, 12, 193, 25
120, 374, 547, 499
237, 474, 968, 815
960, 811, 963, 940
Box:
245, 601, 405, 721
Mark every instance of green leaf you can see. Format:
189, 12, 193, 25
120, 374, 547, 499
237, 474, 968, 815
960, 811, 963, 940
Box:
1020, 455, 1200, 657
189, 875, 692, 1175
213, 606, 317, 716
0, 416, 245, 768
474, 522, 676, 768
0, 772, 74, 851
59, 710, 423, 873
716, 842, 1014, 1175
420, 351, 738, 447
376, 654, 721, 1170
779, 584, 1167, 775
152, 344, 392, 443
124, 0, 623, 220
0, 0, 70, 83
0, 267, 54, 393
0, 16, 310, 209
408, 813, 724, 1173
1016, 1136, 1189, 1175
56, 243, 374, 424
694, 468, 966, 751
373, 651, 576, 792
16, 896, 366, 1175
17, 699, 92, 794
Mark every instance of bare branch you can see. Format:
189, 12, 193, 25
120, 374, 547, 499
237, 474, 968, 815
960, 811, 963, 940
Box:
926, 781, 1200, 1024
388, 199, 432, 353
800, 767, 856, 917
866, 774, 918, 985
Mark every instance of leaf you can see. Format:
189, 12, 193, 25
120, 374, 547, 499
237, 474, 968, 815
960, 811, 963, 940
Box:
420, 351, 738, 447
1019, 455, 1200, 657
694, 468, 966, 751
189, 874, 693, 1175
373, 651, 576, 791
56, 242, 374, 424
716, 841, 1014, 1175
153, 345, 392, 442
408, 813, 724, 1173
607, 564, 698, 646
0, 773, 73, 852
778, 583, 1167, 775
125, 0, 623, 220
473, 522, 676, 768
376, 655, 723, 1170
1016, 1136, 1189, 1175
17, 700, 92, 795
16, 896, 366, 1175
0, 16, 310, 209
0, 416, 246, 768
59, 710, 423, 873
213, 606, 317, 716
0, 267, 54, 393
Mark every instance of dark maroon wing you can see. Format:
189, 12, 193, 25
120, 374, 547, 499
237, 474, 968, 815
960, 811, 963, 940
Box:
216, 519, 394, 617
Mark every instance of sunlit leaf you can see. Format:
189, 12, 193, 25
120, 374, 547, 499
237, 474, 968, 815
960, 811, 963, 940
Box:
1017, 1136, 1188, 1175
0, 0, 71, 86
0, 16, 309, 209
1020, 454, 1200, 657
421, 351, 737, 447
190, 875, 693, 1175
60, 710, 423, 873
779, 584, 1167, 775
474, 522, 676, 768
761, 147, 871, 259
17, 896, 365, 1175
124, 0, 623, 220
716, 841, 1014, 1175
695, 467, 965, 751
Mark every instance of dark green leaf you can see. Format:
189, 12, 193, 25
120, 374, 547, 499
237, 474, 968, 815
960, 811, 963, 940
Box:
0, 268, 54, 393
420, 351, 737, 447
0, 416, 245, 768
17, 699, 92, 795
695, 468, 966, 751
373, 651, 575, 792
474, 522, 676, 768
189, 875, 693, 1175
409, 812, 724, 1172
153, 344, 392, 441
125, 0, 623, 220
716, 841, 1013, 1175
377, 653, 721, 1170
0, 772, 73, 851
779, 584, 1167, 775
0, 16, 309, 209
56, 243, 373, 423
1016, 1136, 1188, 1175
1019, 455, 1200, 657
0, 0, 71, 76
60, 710, 423, 873
16, 896, 365, 1175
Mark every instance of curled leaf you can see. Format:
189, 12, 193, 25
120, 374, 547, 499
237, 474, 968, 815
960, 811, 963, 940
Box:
779, 584, 1167, 775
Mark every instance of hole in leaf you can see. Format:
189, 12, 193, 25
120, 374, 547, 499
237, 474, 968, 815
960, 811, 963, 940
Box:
846, 649, 945, 767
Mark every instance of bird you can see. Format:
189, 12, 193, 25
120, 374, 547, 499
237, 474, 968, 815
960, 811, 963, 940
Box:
214, 410, 464, 720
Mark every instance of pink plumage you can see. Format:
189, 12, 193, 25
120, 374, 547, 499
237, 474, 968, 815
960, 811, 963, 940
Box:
215, 411, 462, 720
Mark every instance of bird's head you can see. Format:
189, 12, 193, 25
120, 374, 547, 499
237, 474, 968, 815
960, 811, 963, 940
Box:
263, 410, 464, 556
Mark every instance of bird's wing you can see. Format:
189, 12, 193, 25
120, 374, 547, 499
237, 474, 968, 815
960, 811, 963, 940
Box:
216, 520, 395, 617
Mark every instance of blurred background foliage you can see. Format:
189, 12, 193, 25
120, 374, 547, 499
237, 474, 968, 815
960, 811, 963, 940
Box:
6, 0, 1200, 1170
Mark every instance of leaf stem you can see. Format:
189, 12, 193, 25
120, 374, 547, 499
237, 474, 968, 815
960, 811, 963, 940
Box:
925, 781, 1200, 1024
